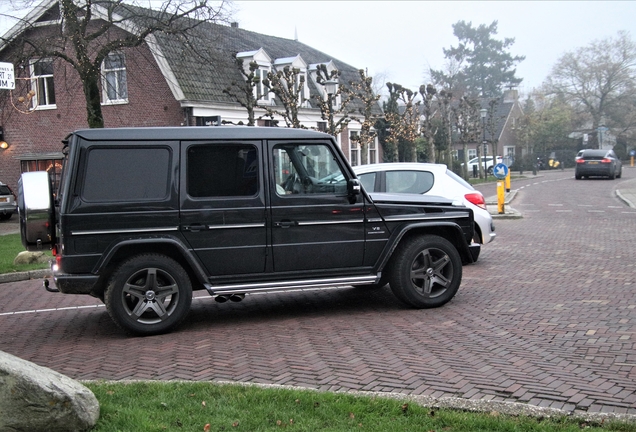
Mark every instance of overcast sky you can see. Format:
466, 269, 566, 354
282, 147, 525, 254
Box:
232, 1, 636, 96
1, 1, 633, 97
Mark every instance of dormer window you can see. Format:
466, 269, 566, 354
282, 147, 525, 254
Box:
237, 48, 274, 105
274, 55, 309, 108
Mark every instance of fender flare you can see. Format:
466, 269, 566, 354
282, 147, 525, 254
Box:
92, 236, 209, 286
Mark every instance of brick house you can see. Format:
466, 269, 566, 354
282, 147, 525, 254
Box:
455, 90, 524, 167
0, 0, 381, 192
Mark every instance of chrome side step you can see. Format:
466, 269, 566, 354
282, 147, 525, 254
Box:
204, 275, 378, 296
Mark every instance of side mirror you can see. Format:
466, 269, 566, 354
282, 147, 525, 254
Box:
348, 178, 361, 196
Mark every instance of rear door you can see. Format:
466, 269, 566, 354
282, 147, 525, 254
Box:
180, 140, 267, 276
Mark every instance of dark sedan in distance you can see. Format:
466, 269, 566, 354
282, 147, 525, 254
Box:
574, 149, 622, 180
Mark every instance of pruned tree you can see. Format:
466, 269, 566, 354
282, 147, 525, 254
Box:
452, 95, 481, 179
381, 82, 421, 162
222, 57, 261, 126
545, 31, 636, 148
1, 0, 231, 128
349, 68, 381, 165
262, 65, 306, 129
419, 83, 437, 163
311, 63, 353, 136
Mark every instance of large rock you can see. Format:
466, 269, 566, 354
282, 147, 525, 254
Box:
13, 251, 50, 265
0, 351, 99, 432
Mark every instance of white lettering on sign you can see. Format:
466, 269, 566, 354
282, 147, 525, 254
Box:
0, 62, 16, 90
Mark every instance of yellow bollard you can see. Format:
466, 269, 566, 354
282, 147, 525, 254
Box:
505, 170, 511, 192
497, 180, 505, 214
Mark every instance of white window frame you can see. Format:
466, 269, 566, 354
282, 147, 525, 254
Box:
504, 146, 515, 157
30, 58, 56, 110
368, 136, 378, 164
349, 131, 360, 166
468, 149, 477, 159
101, 52, 128, 105
255, 68, 272, 105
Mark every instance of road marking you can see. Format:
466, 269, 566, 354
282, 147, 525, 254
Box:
549, 204, 563, 206
0, 304, 104, 316
587, 210, 605, 213
556, 210, 572, 212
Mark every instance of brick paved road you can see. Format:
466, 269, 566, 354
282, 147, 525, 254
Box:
1, 168, 635, 415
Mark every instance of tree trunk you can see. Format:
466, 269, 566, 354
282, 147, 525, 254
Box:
82, 70, 105, 128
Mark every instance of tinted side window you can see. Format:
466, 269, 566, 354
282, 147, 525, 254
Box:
273, 143, 347, 195
386, 170, 434, 194
83, 147, 170, 202
187, 144, 258, 197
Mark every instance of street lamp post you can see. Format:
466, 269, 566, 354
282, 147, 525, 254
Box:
323, 79, 338, 136
480, 108, 487, 178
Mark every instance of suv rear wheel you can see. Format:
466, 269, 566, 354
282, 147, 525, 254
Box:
389, 235, 462, 308
105, 254, 192, 336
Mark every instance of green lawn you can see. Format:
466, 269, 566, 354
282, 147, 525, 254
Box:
0, 233, 51, 274
86, 382, 635, 432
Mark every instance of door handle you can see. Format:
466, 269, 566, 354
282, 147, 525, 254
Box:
182, 224, 208, 232
274, 220, 297, 228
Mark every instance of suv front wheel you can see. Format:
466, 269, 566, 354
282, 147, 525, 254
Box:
389, 235, 462, 308
105, 254, 193, 336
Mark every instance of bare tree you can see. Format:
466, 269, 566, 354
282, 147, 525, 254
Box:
452, 95, 480, 179
349, 68, 380, 165
545, 31, 636, 147
1, 0, 231, 128
383, 83, 421, 162
419, 83, 437, 163
262, 66, 306, 129
311, 63, 353, 136
222, 57, 261, 126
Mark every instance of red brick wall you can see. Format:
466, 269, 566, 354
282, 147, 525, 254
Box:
0, 40, 183, 191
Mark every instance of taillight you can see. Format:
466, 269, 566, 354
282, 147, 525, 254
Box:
51, 245, 57, 256
601, 158, 612, 163
465, 192, 487, 210
576, 159, 585, 164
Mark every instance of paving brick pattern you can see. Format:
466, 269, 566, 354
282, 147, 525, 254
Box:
1, 169, 635, 415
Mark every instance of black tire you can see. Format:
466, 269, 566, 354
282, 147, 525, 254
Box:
617, 168, 622, 179
609, 170, 615, 180
575, 173, 582, 180
105, 254, 192, 336
388, 235, 462, 308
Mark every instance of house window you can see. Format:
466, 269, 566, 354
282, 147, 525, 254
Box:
102, 52, 128, 104
350, 131, 360, 166
30, 58, 56, 109
317, 122, 327, 132
468, 149, 477, 159
369, 138, 377, 164
294, 72, 308, 106
255, 68, 270, 103
504, 146, 515, 157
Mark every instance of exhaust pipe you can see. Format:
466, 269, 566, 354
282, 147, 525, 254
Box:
214, 294, 245, 303
214, 295, 229, 303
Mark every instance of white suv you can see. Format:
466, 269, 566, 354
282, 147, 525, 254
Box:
462, 156, 503, 175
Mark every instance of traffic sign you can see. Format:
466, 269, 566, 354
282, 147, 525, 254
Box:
493, 162, 509, 180
0, 62, 15, 90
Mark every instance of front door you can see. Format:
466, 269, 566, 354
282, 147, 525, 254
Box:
268, 140, 365, 273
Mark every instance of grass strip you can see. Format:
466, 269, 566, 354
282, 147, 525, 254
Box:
86, 381, 636, 432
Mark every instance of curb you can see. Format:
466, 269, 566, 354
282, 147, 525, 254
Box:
0, 269, 51, 285
486, 189, 523, 219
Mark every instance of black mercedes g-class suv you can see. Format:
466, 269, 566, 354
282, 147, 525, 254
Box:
19, 127, 474, 335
